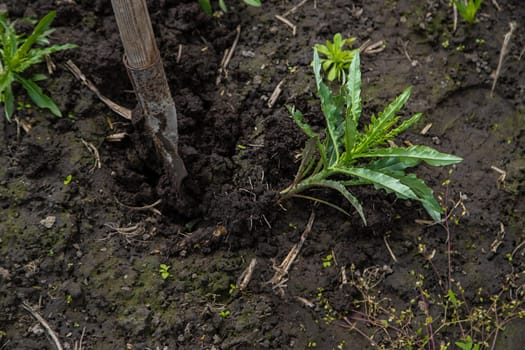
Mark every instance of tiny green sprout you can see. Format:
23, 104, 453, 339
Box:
321, 253, 333, 268
159, 263, 172, 280
219, 309, 230, 318
452, 0, 482, 24
0, 11, 77, 121
229, 283, 237, 295
63, 174, 73, 185
48, 249, 54, 256
307, 341, 317, 348
288, 222, 298, 230
73, 322, 80, 328
66, 294, 72, 304
442, 40, 450, 48
475, 38, 485, 44
237, 144, 247, 150
314, 33, 358, 82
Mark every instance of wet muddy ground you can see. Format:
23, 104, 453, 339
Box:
1, 0, 525, 349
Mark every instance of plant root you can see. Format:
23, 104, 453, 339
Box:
65, 60, 132, 120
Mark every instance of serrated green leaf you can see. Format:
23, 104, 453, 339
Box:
386, 112, 422, 139
355, 146, 463, 166
334, 166, 418, 200
17, 75, 61, 116
396, 173, 442, 221
366, 157, 422, 174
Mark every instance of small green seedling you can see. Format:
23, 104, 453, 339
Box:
0, 11, 77, 121
452, 0, 482, 24
314, 33, 358, 82
198, 0, 261, 15
63, 174, 72, 185
455, 336, 481, 350
321, 253, 333, 268
219, 309, 230, 318
280, 50, 462, 224
159, 264, 172, 280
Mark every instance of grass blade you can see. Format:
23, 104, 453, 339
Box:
16, 11, 56, 60
17, 75, 61, 116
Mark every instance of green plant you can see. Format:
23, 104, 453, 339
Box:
159, 263, 172, 280
219, 309, 230, 318
280, 50, 462, 224
314, 33, 358, 82
452, 0, 482, 24
0, 11, 76, 121
198, 0, 261, 15
455, 335, 481, 350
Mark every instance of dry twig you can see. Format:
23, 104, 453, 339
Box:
491, 22, 517, 97
237, 258, 257, 291
80, 139, 101, 172
275, 15, 296, 36
282, 0, 308, 17
115, 197, 162, 216
267, 79, 285, 108
216, 25, 241, 85
268, 212, 315, 295
21, 302, 63, 350
101, 222, 146, 243
65, 60, 132, 120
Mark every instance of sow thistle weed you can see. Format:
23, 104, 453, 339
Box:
0, 11, 76, 121
280, 50, 462, 224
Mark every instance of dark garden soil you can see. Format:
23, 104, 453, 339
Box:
1, 0, 525, 349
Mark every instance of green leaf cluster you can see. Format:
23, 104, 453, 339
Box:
198, 0, 261, 15
280, 50, 462, 224
455, 336, 481, 350
0, 11, 77, 121
314, 33, 358, 82
452, 0, 482, 24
